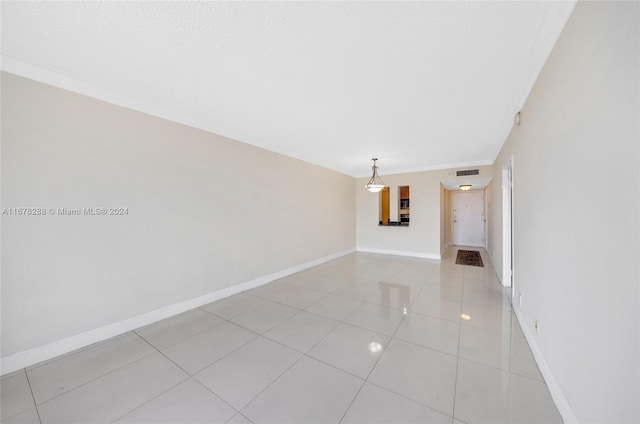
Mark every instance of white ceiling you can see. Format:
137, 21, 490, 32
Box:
0, 1, 575, 177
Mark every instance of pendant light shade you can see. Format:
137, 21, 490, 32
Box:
366, 158, 385, 193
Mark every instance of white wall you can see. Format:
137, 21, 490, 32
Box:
487, 2, 639, 422
356, 166, 492, 259
1, 72, 356, 359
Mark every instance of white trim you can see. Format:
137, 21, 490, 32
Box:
488, 1, 577, 166
490, 235, 577, 422
355, 160, 493, 179
0, 57, 491, 179
357, 247, 441, 260
0, 248, 355, 375
0, 56, 353, 178
484, 187, 489, 250
502, 157, 514, 288
512, 305, 579, 423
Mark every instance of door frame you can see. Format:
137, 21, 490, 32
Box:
484, 187, 489, 250
502, 157, 514, 291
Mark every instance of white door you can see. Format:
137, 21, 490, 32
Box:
452, 191, 484, 247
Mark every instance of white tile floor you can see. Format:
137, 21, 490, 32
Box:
0, 247, 562, 424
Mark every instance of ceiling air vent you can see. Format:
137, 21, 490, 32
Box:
456, 169, 480, 177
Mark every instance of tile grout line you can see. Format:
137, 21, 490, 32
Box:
230, 303, 357, 418
18, 251, 523, 424
330, 252, 539, 422
305, 302, 390, 424
453, 253, 521, 422
232, 352, 306, 418
150, 304, 310, 380
133, 330, 193, 377
241, 287, 330, 312
383, 252, 496, 419
24, 321, 223, 413
22, 368, 43, 424
29, 347, 158, 408
225, 412, 254, 424
27, 335, 179, 421
139, 327, 271, 419
220, 283, 395, 420
451, 264, 472, 422
171, 307, 315, 412
261, 319, 342, 357
107, 377, 189, 424
176, 323, 262, 376
364, 378, 457, 418
110, 326, 267, 422
337, 268, 442, 424
136, 314, 227, 352
43, 300, 326, 418
389, 331, 459, 360
380, 328, 542, 385
191, 377, 243, 420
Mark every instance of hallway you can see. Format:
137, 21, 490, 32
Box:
1, 247, 561, 424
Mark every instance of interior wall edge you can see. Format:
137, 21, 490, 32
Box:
486, 225, 574, 421
0, 247, 355, 376
486, 249, 503, 285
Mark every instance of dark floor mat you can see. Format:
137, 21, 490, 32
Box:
455, 250, 484, 267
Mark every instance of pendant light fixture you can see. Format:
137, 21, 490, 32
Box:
459, 184, 472, 191
366, 158, 385, 193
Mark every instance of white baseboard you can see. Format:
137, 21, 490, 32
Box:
0, 248, 355, 375
356, 247, 441, 260
486, 250, 577, 422
512, 305, 579, 423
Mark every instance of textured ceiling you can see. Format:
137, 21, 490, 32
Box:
1, 1, 575, 177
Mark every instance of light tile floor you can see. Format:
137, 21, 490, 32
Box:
0, 247, 562, 424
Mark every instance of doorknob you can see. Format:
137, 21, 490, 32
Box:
453, 220, 458, 222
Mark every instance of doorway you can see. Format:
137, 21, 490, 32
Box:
502, 159, 514, 291
452, 190, 485, 247
380, 187, 390, 224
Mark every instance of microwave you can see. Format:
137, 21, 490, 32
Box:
400, 199, 410, 209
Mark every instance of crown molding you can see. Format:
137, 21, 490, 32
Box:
355, 160, 494, 179
0, 55, 353, 177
